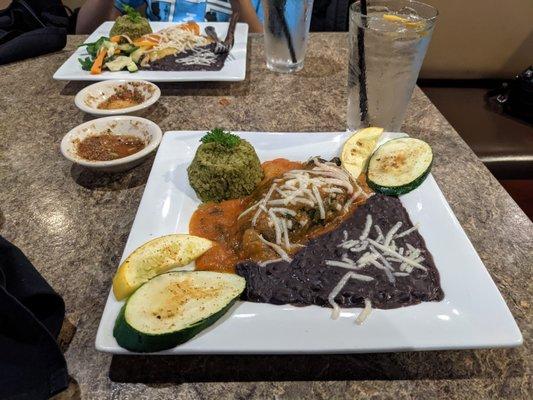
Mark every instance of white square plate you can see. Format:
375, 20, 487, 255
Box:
95, 131, 522, 354
54, 22, 248, 82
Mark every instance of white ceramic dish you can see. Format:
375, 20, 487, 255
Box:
61, 116, 162, 173
95, 131, 522, 354
53, 22, 248, 82
74, 80, 160, 116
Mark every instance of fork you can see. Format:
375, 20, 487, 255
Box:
205, 11, 240, 54
205, 26, 228, 54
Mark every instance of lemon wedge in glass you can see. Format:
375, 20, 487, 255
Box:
341, 127, 384, 180
383, 14, 425, 30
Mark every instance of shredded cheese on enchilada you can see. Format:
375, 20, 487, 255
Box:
153, 25, 210, 54
239, 159, 365, 256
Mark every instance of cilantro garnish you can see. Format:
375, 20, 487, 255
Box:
123, 5, 142, 23
201, 128, 240, 148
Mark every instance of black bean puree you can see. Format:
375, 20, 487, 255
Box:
143, 44, 228, 72
236, 194, 444, 309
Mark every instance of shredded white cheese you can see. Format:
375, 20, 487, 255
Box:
368, 259, 395, 284
325, 260, 362, 270
267, 208, 283, 245
240, 160, 365, 257
393, 272, 410, 277
238, 202, 259, 220
383, 221, 402, 247
153, 25, 210, 54
338, 239, 359, 249
325, 213, 430, 325
258, 235, 291, 262
374, 225, 384, 242
355, 299, 372, 325
395, 224, 419, 239
367, 239, 428, 272
258, 258, 283, 267
281, 218, 291, 249
174, 47, 217, 66
328, 272, 371, 320
324, 187, 344, 194
360, 214, 373, 240
270, 207, 297, 217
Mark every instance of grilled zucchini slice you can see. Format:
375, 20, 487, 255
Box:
113, 271, 245, 352
112, 234, 213, 301
366, 138, 433, 195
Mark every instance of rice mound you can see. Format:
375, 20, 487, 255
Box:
187, 140, 263, 203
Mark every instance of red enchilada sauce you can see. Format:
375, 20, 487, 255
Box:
189, 158, 369, 273
189, 198, 247, 273
190, 159, 302, 273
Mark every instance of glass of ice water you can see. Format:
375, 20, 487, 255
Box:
262, 0, 314, 73
347, 0, 438, 131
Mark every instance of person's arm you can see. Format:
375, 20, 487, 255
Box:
76, 0, 121, 34
230, 0, 263, 33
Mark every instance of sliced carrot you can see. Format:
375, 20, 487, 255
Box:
145, 34, 161, 43
90, 48, 106, 75
180, 21, 200, 35
110, 35, 122, 43
134, 34, 160, 45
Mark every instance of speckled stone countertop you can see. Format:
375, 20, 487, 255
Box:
0, 34, 531, 400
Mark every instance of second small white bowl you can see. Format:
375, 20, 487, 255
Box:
61, 116, 162, 173
74, 80, 161, 116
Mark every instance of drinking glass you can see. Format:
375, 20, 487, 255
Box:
347, 0, 438, 131
262, 0, 314, 73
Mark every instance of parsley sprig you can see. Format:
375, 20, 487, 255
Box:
123, 5, 142, 23
201, 128, 240, 148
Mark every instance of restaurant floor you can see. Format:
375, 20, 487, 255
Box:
420, 82, 533, 220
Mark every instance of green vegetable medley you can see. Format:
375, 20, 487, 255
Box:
78, 36, 140, 74
77, 6, 154, 74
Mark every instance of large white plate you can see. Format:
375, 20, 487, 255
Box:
95, 131, 522, 354
54, 22, 248, 82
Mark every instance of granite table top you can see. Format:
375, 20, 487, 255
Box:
0, 34, 531, 400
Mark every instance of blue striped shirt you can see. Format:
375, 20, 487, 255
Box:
114, 0, 263, 23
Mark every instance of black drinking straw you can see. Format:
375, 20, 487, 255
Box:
270, 1, 297, 64
357, 0, 369, 125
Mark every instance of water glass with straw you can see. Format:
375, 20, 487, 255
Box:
262, 0, 314, 73
347, 0, 438, 131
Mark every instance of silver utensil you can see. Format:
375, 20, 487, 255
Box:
205, 11, 240, 55
205, 26, 228, 54
221, 11, 239, 54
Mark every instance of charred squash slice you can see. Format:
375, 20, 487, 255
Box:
113, 271, 245, 352
366, 138, 433, 195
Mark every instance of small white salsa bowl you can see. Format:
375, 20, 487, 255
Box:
74, 80, 161, 116
61, 116, 162, 172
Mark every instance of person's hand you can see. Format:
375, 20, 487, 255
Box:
76, 0, 121, 34
229, 0, 263, 33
